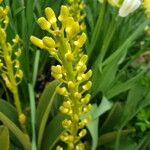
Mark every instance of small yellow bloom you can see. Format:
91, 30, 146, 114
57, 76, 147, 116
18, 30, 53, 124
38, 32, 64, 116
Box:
45, 7, 56, 24
37, 17, 51, 30
30, 36, 44, 49
58, 6, 69, 22
42, 36, 55, 48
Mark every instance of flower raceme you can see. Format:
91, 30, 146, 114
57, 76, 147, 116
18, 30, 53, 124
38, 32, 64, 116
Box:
30, 5, 92, 149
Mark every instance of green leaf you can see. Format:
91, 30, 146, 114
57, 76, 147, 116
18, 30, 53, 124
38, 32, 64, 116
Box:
0, 99, 18, 124
0, 112, 31, 150
101, 102, 123, 133
98, 129, 135, 146
41, 114, 68, 150
0, 125, 9, 150
85, 96, 113, 150
36, 80, 61, 149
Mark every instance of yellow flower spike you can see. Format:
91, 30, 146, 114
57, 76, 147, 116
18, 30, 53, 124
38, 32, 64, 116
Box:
74, 33, 87, 48
58, 5, 69, 22
37, 17, 51, 30
143, 0, 150, 17
19, 113, 26, 126
30, 36, 44, 49
42, 36, 55, 48
45, 7, 56, 24
65, 17, 79, 39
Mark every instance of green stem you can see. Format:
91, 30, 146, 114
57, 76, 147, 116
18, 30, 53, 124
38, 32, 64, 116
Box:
2, 42, 22, 115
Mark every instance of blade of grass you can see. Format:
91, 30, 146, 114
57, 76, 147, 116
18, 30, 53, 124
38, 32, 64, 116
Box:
28, 83, 36, 150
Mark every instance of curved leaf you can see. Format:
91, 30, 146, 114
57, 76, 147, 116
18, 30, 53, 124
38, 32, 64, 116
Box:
0, 99, 18, 124
0, 125, 9, 150
0, 112, 31, 150
41, 114, 68, 150
36, 80, 61, 149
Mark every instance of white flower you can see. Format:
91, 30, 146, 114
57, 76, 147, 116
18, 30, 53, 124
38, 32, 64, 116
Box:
119, 0, 141, 17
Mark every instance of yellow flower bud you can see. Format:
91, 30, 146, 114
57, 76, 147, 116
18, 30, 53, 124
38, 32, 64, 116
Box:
30, 36, 44, 49
63, 101, 71, 108
12, 34, 20, 44
56, 146, 63, 150
14, 60, 20, 69
62, 119, 72, 128
65, 52, 74, 61
16, 70, 23, 79
0, 28, 6, 41
79, 129, 87, 138
83, 104, 92, 113
74, 92, 81, 99
51, 65, 62, 74
59, 106, 69, 114
82, 70, 92, 80
72, 114, 80, 122
42, 36, 55, 48
37, 17, 51, 30
68, 81, 75, 91
65, 17, 79, 39
58, 6, 69, 22
74, 33, 87, 48
75, 143, 85, 150
45, 7, 56, 24
79, 55, 88, 65
15, 48, 22, 57
81, 94, 91, 104
82, 81, 92, 91
19, 113, 26, 126
56, 87, 68, 96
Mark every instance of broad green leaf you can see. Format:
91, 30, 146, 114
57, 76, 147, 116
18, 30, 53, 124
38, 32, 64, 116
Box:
106, 72, 144, 99
0, 99, 18, 124
85, 96, 113, 150
101, 102, 123, 133
98, 129, 135, 146
0, 125, 9, 150
36, 80, 61, 149
41, 114, 68, 150
0, 112, 31, 150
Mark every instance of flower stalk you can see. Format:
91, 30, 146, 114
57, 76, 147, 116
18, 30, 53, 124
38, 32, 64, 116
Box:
30, 5, 92, 149
0, 1, 25, 130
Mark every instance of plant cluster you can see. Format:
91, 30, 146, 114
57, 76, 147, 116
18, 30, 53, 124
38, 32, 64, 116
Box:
0, 0, 150, 150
